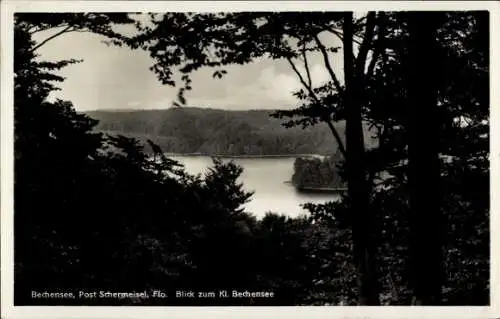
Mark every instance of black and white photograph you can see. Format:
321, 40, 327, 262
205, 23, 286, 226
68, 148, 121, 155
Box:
1, 0, 498, 317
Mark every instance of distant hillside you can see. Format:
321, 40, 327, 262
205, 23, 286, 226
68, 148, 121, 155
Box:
86, 107, 377, 156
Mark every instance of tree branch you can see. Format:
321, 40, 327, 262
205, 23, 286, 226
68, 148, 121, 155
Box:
354, 11, 377, 78
388, 272, 399, 305
28, 23, 69, 35
326, 27, 363, 46
27, 25, 41, 34
29, 25, 75, 53
286, 56, 347, 158
301, 41, 312, 88
366, 12, 387, 79
313, 34, 343, 94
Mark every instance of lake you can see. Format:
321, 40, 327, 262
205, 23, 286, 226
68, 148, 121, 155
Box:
169, 155, 340, 219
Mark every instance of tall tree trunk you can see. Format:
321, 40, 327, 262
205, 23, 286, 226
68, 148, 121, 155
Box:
343, 12, 380, 305
407, 12, 443, 305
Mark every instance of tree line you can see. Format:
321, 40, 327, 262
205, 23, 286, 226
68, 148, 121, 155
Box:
87, 108, 377, 156
291, 150, 346, 190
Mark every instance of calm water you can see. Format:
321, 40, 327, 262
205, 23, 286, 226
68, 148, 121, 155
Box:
169, 155, 340, 219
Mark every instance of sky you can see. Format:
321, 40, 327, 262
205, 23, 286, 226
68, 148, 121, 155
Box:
33, 13, 345, 112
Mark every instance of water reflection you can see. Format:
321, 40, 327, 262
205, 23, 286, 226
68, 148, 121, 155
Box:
170, 155, 339, 218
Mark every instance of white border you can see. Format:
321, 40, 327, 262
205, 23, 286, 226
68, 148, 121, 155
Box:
1, 1, 499, 319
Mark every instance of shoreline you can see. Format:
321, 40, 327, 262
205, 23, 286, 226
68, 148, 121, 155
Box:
283, 181, 347, 194
296, 187, 347, 194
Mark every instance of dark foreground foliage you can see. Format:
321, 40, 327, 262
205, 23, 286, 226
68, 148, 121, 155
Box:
13, 11, 489, 306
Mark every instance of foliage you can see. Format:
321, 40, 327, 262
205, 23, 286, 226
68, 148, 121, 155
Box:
87, 108, 377, 156
13, 13, 351, 306
291, 150, 345, 189
15, 13, 135, 54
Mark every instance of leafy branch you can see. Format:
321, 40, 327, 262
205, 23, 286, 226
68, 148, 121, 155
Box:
29, 25, 77, 53
285, 55, 347, 158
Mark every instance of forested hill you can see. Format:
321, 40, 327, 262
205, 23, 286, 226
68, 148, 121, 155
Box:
86, 107, 376, 156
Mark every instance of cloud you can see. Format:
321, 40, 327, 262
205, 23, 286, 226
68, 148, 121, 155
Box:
172, 64, 306, 109
180, 62, 336, 109
258, 66, 300, 102
127, 101, 141, 108
256, 62, 333, 105
36, 28, 343, 111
